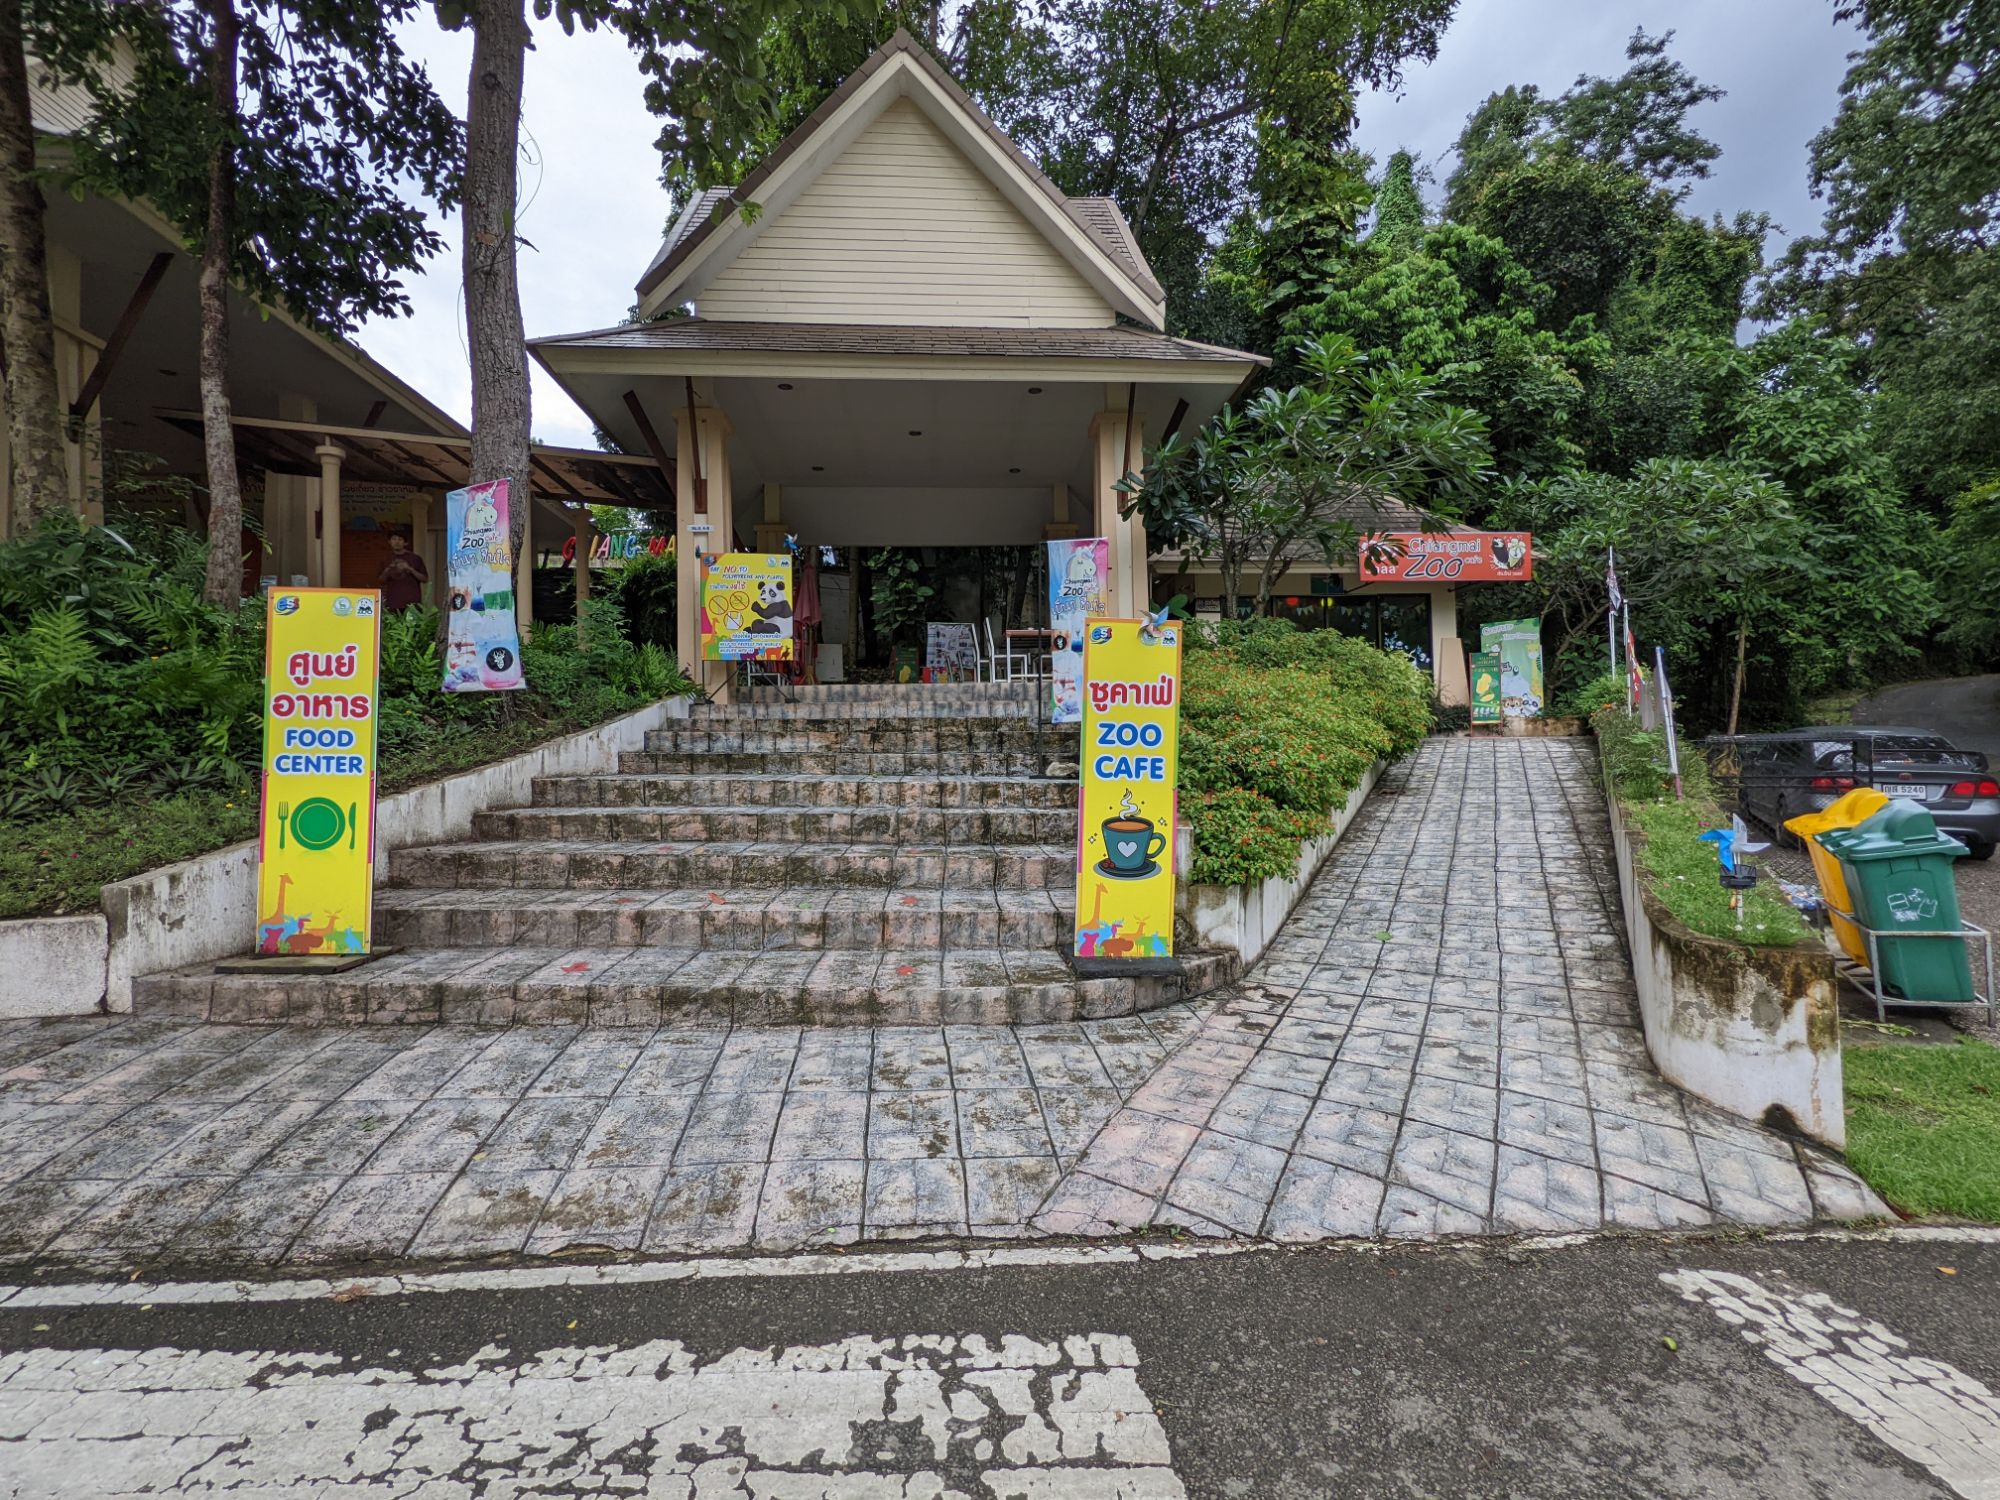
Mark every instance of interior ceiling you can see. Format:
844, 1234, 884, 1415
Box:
47, 192, 459, 477
577, 370, 1219, 503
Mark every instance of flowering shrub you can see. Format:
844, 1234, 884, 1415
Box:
1180, 619, 1432, 886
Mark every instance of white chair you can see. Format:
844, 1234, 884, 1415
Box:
985, 618, 1031, 682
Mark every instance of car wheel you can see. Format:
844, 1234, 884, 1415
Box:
1967, 841, 1995, 862
1772, 799, 1802, 850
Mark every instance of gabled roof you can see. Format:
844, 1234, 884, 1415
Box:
635, 29, 1167, 328
532, 318, 1263, 367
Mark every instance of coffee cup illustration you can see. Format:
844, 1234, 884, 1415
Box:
1101, 815, 1165, 876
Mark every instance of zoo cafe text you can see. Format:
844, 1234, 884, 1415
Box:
1089, 673, 1178, 783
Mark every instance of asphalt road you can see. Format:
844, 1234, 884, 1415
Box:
1856, 675, 2000, 760
5, 1230, 2000, 1497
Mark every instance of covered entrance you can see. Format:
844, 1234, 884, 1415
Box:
529, 29, 1265, 697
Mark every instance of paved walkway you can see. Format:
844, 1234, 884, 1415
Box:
0, 741, 1880, 1271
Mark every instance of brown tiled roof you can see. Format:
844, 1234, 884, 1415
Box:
634, 30, 1166, 311
531, 318, 1266, 365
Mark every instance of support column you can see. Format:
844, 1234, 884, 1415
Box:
1090, 406, 1147, 618
514, 496, 535, 628
753, 482, 786, 553
314, 441, 344, 588
675, 396, 734, 701
574, 509, 594, 625
1044, 483, 1077, 541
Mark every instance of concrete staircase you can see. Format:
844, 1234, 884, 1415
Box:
136, 681, 1238, 1026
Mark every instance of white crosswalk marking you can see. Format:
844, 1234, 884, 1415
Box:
0, 1330, 1186, 1498
1664, 1268, 2000, 1499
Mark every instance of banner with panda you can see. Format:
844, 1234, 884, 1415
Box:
442, 479, 525, 693
699, 552, 794, 661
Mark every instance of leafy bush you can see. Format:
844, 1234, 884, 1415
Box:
1181, 620, 1432, 886
1552, 669, 1625, 719
601, 551, 678, 656
1593, 706, 1805, 945
0, 515, 693, 917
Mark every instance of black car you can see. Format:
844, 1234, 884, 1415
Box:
1728, 725, 1999, 860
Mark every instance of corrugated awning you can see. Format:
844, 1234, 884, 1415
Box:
158, 411, 673, 511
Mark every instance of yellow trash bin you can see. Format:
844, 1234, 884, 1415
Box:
1786, 787, 1892, 964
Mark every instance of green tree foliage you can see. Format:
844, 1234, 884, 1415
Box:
1542, 28, 1723, 194
1938, 479, 2000, 657
1768, 0, 2000, 515
35, 0, 462, 337
1128, 333, 1492, 616
1287, 218, 1602, 478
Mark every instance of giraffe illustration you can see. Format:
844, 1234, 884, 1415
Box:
257, 874, 300, 956
1077, 883, 1121, 957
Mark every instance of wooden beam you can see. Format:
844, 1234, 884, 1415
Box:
532, 454, 584, 499
623, 387, 685, 510
1161, 398, 1190, 444
70, 252, 173, 419
362, 400, 388, 428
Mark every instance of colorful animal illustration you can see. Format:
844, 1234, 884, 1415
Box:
1076, 882, 1121, 958
1133, 920, 1169, 957
255, 874, 302, 955
286, 911, 343, 955
464, 491, 500, 533
747, 576, 792, 634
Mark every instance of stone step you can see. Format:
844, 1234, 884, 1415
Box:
471, 804, 1071, 846
617, 748, 1065, 778
689, 698, 1039, 723
387, 838, 1076, 891
135, 945, 1240, 1028
737, 680, 1039, 708
533, 772, 1079, 811
374, 885, 1074, 951
642, 722, 1075, 755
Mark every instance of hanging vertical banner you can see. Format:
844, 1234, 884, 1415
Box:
1074, 617, 1181, 962
1656, 646, 1684, 798
699, 552, 794, 660
256, 587, 381, 957
1479, 618, 1545, 718
1047, 537, 1110, 724
1469, 650, 1504, 726
442, 479, 525, 693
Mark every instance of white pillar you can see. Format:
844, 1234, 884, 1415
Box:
314, 441, 344, 588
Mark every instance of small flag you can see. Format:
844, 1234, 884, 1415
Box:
1624, 605, 1642, 708
1606, 547, 1623, 613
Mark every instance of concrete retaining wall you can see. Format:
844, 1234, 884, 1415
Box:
1179, 761, 1382, 968
2, 697, 692, 1017
1599, 743, 1846, 1148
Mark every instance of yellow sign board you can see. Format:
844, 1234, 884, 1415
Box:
699, 552, 793, 660
255, 588, 382, 957
1074, 618, 1182, 960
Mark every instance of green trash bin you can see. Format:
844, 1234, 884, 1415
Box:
1819, 800, 1975, 1002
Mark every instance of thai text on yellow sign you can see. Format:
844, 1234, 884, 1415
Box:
256, 587, 382, 957
1074, 617, 1182, 960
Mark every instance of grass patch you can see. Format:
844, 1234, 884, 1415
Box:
1594, 705, 1808, 946
1845, 1036, 2000, 1221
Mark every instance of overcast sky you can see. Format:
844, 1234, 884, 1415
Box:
359, 0, 1868, 450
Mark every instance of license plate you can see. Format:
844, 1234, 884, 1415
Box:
1882, 783, 1932, 798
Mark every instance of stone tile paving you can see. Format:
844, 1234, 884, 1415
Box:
1034, 736, 1887, 1239
0, 1005, 1208, 1269
0, 738, 1882, 1271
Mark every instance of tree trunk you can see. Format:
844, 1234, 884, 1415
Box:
197, 0, 244, 606
463, 0, 531, 566
0, 0, 76, 534
1726, 613, 1748, 737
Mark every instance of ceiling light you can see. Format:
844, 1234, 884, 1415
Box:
777, 382, 793, 390
811, 464, 824, 472
1008, 467, 1022, 474
1027, 386, 1043, 394
908, 430, 922, 437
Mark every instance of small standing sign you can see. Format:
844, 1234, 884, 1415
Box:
256, 587, 382, 958
1074, 617, 1182, 964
